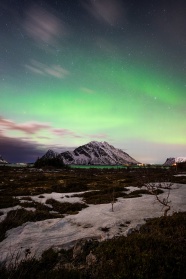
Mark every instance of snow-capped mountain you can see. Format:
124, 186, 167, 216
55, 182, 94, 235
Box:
0, 155, 8, 164
52, 141, 139, 165
163, 157, 186, 166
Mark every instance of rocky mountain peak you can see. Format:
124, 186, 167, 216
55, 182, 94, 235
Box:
62, 141, 139, 165
37, 141, 140, 166
163, 157, 186, 166
43, 149, 58, 159
0, 155, 8, 164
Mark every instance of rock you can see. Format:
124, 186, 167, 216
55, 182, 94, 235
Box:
73, 239, 86, 259
86, 251, 97, 266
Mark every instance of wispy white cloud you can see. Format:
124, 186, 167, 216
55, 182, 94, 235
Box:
0, 117, 81, 140
25, 60, 69, 79
82, 0, 126, 26
23, 4, 67, 47
52, 128, 82, 138
81, 87, 95, 94
88, 133, 108, 139
45, 65, 69, 79
0, 116, 51, 134
25, 64, 45, 75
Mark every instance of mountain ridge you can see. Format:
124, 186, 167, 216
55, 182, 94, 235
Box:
37, 141, 140, 166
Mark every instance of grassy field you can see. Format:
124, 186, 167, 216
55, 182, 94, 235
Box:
0, 166, 185, 278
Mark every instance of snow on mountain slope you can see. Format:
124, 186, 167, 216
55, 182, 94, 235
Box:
58, 141, 139, 165
175, 157, 186, 163
163, 157, 186, 166
0, 155, 8, 164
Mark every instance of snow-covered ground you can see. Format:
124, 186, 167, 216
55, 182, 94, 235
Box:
0, 183, 185, 264
0, 206, 36, 223
0, 206, 22, 223
18, 191, 90, 204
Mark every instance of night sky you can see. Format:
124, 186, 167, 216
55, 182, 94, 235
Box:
0, 0, 186, 163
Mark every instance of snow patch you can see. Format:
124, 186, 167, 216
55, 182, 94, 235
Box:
0, 206, 36, 223
18, 191, 92, 204
0, 183, 185, 264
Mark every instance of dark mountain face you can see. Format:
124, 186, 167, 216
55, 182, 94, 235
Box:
34, 150, 63, 168
59, 151, 74, 162
42, 150, 58, 160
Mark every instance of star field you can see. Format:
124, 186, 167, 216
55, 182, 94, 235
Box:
0, 0, 186, 163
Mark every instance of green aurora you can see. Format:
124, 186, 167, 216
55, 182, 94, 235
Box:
0, 0, 186, 163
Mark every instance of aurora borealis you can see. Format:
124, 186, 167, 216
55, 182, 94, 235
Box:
0, 0, 186, 163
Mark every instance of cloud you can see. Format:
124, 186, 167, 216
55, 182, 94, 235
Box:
46, 144, 75, 153
0, 117, 82, 140
81, 87, 95, 94
52, 128, 82, 138
25, 60, 69, 79
45, 65, 69, 79
0, 117, 84, 162
0, 116, 51, 134
88, 133, 108, 139
23, 4, 66, 47
0, 134, 45, 163
37, 136, 51, 140
0, 133, 77, 163
82, 0, 126, 26
25, 65, 45, 75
